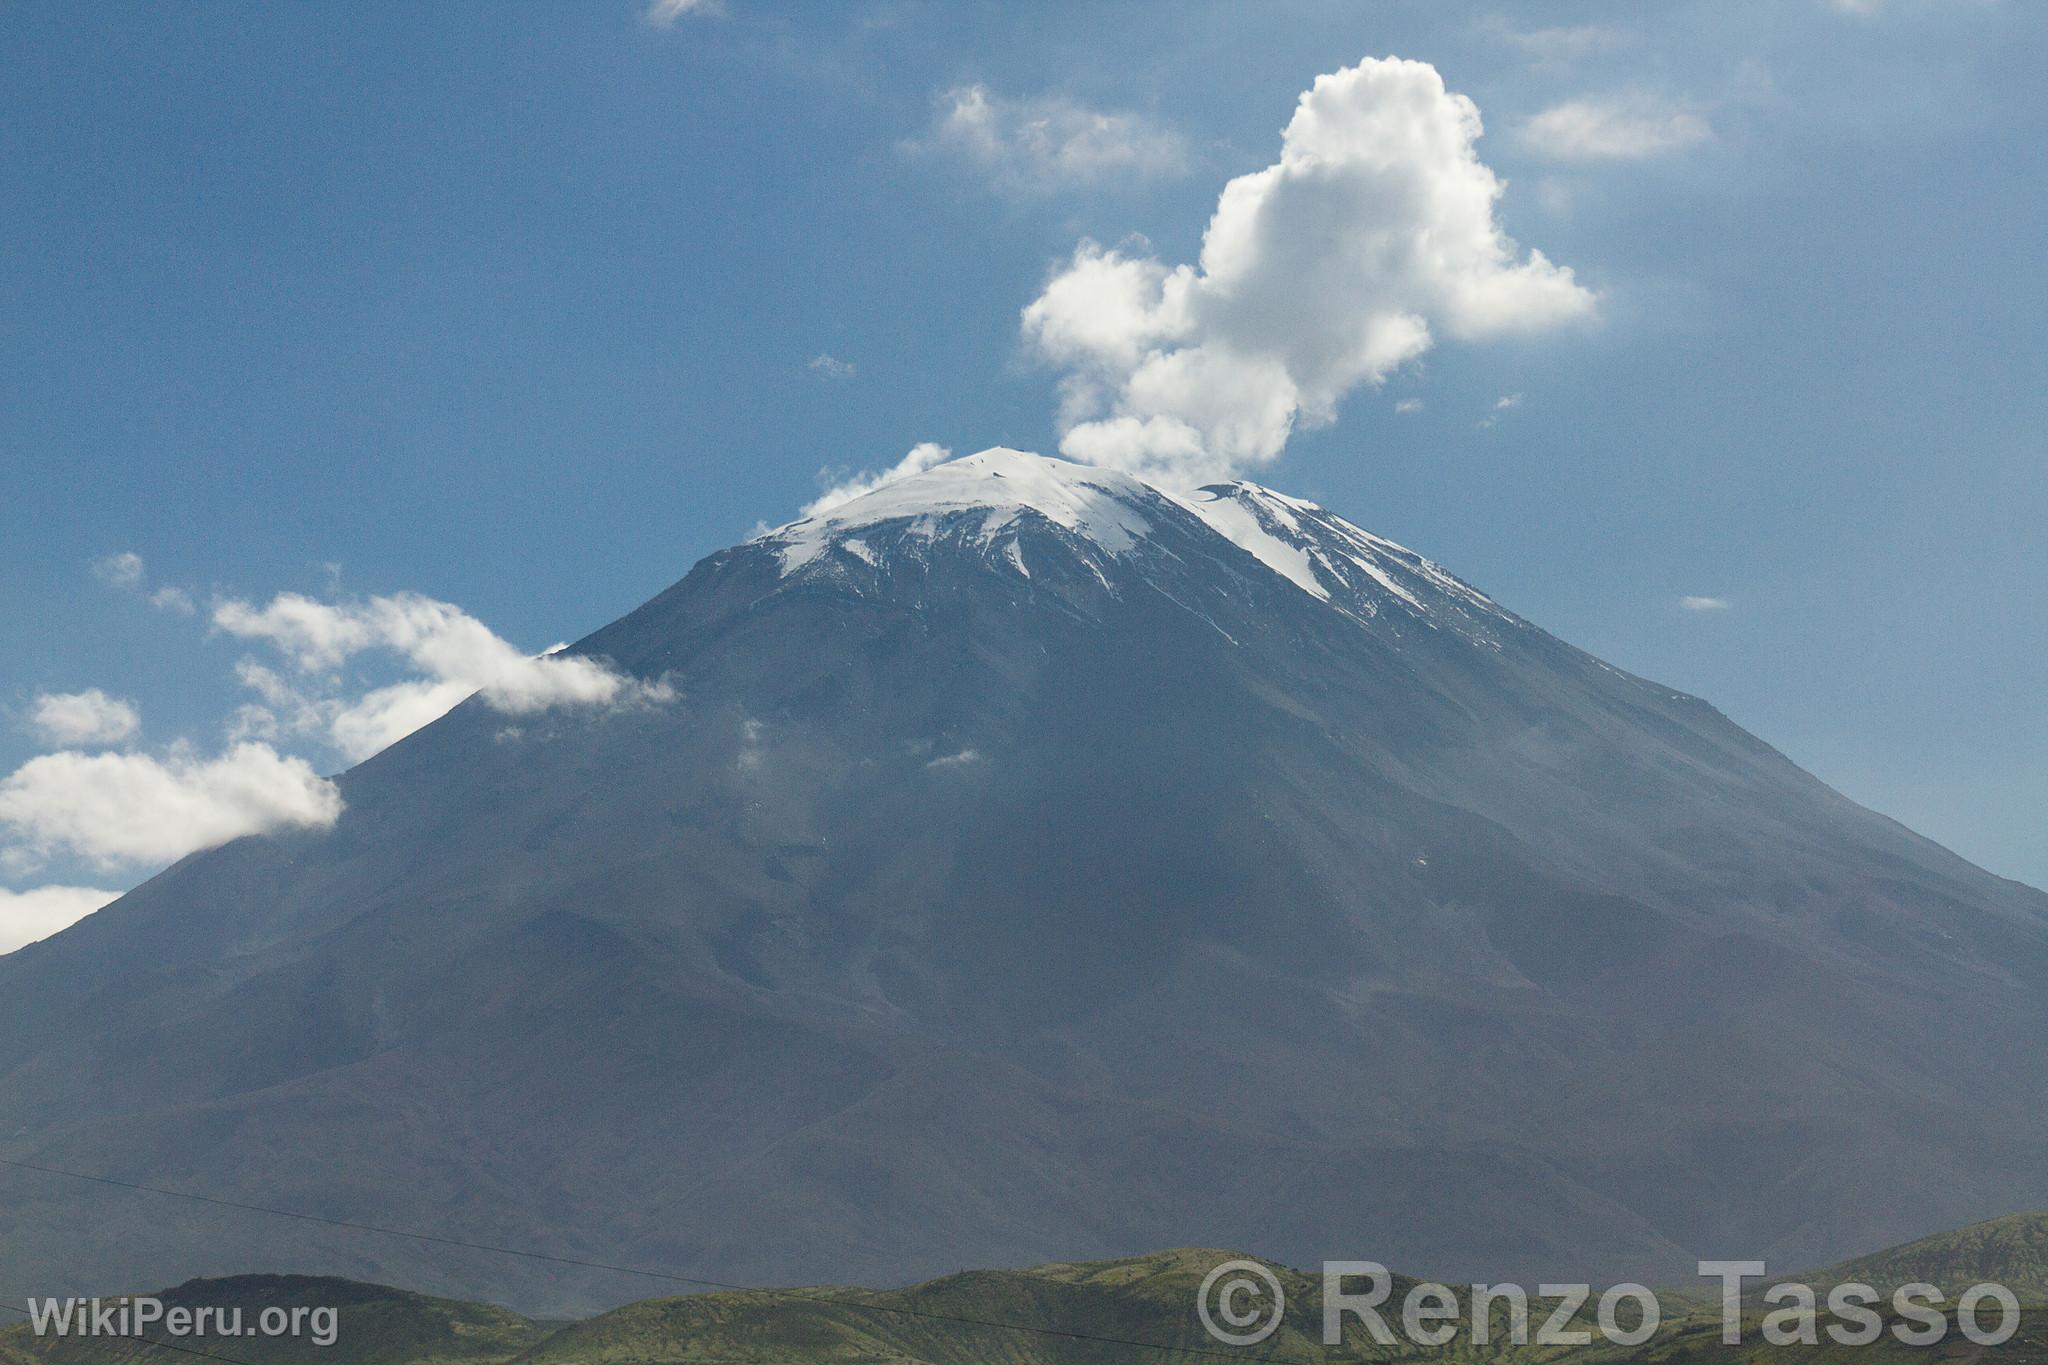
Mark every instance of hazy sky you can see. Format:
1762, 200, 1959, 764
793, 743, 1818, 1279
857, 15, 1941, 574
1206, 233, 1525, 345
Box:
3, 0, 2043, 935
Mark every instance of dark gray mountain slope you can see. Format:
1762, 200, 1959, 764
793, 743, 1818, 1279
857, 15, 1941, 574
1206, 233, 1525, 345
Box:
3, 450, 2044, 1315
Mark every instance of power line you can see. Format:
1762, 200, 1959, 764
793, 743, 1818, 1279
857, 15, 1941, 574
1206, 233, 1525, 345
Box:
0, 1156, 1297, 1362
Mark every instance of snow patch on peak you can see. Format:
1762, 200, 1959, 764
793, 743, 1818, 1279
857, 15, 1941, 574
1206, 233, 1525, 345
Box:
1182, 489, 1330, 601
1188, 482, 1508, 633
760, 448, 1159, 575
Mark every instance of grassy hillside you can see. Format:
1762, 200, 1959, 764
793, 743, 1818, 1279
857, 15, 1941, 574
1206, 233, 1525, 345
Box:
1795, 1212, 2048, 1301
6, 1226, 2047, 1364
513, 1248, 1433, 1363
510, 1250, 2048, 1365
0, 1274, 546, 1365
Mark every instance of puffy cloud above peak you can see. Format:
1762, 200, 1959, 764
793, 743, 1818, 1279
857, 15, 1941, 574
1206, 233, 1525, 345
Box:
1022, 57, 1594, 486
29, 690, 140, 748
916, 85, 1186, 193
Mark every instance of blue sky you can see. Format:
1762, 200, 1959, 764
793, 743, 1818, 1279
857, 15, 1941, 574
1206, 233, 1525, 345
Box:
2, 0, 2043, 939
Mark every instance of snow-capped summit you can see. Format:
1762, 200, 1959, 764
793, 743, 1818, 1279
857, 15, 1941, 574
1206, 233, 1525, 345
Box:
760, 448, 1167, 576
756, 446, 1512, 641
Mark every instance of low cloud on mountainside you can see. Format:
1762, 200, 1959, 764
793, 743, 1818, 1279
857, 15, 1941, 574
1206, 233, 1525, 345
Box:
0, 743, 343, 872
212, 589, 674, 761
0, 563, 677, 951
0, 884, 122, 954
1021, 56, 1596, 487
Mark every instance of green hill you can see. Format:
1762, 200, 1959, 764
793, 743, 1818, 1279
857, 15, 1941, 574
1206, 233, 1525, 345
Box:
1795, 1212, 2048, 1301
510, 1249, 2048, 1365
512, 1248, 1428, 1364
0, 1274, 545, 1365
7, 1225, 2048, 1364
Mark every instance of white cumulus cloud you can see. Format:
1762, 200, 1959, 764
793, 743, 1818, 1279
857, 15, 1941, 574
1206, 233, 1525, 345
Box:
1520, 94, 1712, 161
808, 353, 856, 381
918, 84, 1186, 193
28, 690, 141, 748
0, 743, 343, 872
1021, 57, 1594, 487
0, 884, 122, 954
801, 442, 954, 519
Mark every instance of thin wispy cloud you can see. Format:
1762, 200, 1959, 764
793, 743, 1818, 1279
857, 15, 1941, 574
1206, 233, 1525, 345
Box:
1478, 393, 1525, 429
913, 84, 1186, 194
645, 0, 719, 26
809, 353, 856, 381
1521, 94, 1712, 162
150, 585, 197, 614
1022, 57, 1593, 486
90, 550, 193, 613
1680, 595, 1733, 611
90, 551, 145, 589
1481, 18, 1634, 63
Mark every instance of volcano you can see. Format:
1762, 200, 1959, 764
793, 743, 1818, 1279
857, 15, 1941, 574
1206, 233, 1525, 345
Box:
4, 449, 2044, 1314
